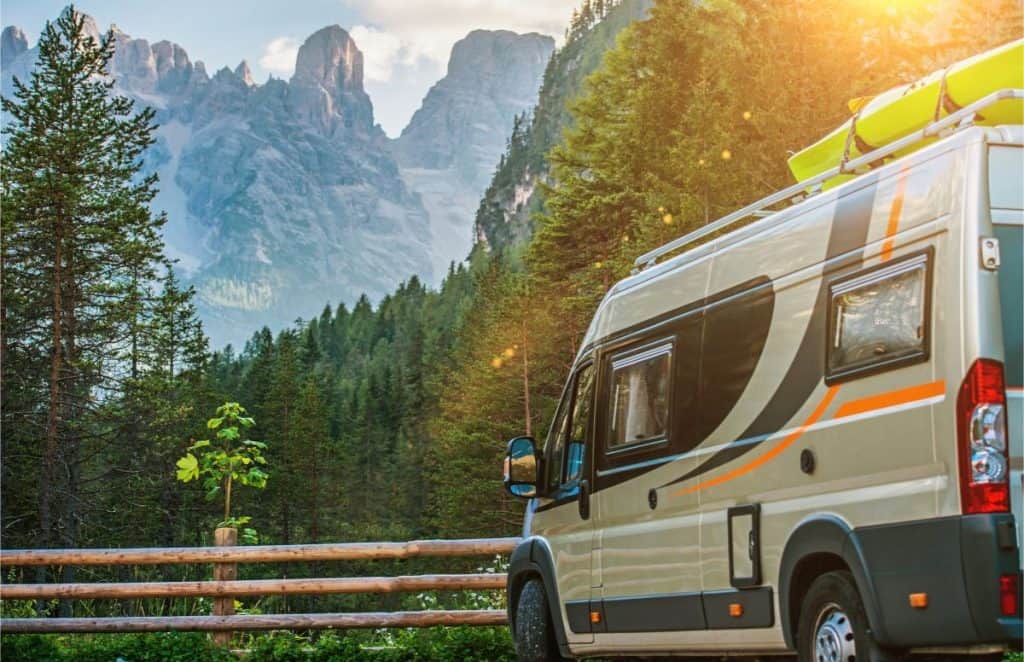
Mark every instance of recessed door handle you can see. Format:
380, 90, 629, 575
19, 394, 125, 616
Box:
578, 479, 590, 520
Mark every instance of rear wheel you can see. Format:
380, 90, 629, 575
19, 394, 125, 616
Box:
797, 570, 898, 662
514, 577, 564, 661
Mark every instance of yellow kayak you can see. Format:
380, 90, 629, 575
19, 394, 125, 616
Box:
788, 38, 1024, 186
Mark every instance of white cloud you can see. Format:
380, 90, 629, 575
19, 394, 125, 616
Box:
345, 0, 577, 67
350, 25, 404, 82
259, 36, 300, 76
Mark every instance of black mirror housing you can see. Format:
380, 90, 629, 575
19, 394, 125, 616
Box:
503, 436, 540, 499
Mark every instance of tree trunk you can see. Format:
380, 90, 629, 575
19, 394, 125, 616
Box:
520, 319, 532, 437
38, 223, 64, 611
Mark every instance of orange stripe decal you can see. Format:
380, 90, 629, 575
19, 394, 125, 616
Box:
833, 380, 945, 419
672, 386, 840, 496
879, 163, 909, 262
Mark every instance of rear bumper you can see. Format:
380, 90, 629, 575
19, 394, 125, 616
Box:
851, 513, 1022, 648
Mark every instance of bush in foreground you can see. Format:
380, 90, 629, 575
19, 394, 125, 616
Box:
0, 626, 514, 661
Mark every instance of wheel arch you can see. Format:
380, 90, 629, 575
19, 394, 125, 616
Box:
507, 537, 573, 658
778, 515, 888, 649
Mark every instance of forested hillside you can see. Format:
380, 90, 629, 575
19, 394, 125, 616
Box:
2, 0, 1022, 625
473, 0, 652, 251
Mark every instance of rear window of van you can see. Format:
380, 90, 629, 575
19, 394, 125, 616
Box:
989, 144, 1022, 388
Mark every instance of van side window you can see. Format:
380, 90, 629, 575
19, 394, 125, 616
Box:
545, 362, 594, 491
565, 364, 595, 484
544, 395, 571, 492
827, 251, 931, 383
608, 343, 672, 450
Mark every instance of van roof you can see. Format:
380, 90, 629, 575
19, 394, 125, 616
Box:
578, 121, 1022, 356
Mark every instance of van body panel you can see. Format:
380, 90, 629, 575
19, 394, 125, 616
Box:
516, 126, 1023, 657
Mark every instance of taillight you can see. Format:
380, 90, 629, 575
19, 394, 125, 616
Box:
1000, 574, 1019, 616
956, 359, 1010, 514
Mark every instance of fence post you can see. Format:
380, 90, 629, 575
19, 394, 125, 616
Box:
212, 527, 237, 646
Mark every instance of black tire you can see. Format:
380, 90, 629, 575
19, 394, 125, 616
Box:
514, 577, 565, 661
796, 570, 899, 662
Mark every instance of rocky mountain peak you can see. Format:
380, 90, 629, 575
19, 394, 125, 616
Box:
394, 30, 554, 188
289, 25, 373, 134
447, 29, 551, 81
235, 60, 254, 86
1, 26, 28, 67
59, 6, 102, 43
292, 25, 363, 92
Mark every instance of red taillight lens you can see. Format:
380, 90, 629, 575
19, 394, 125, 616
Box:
999, 574, 1019, 616
956, 359, 1010, 514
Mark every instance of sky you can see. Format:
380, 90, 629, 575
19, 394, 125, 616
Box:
2, 1, 578, 136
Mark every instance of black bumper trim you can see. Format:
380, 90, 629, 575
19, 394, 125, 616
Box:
851, 513, 1022, 647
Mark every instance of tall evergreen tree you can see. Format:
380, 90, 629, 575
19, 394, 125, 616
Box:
1, 7, 166, 572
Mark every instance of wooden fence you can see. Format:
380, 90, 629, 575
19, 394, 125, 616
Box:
0, 536, 519, 638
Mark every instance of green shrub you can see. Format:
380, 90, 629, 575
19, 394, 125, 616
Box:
1, 627, 514, 661
1, 632, 236, 662
393, 625, 514, 661
247, 627, 513, 661
1, 634, 61, 661
246, 632, 367, 660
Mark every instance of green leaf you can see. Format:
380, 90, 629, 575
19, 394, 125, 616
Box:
206, 417, 224, 430
243, 440, 267, 449
218, 427, 240, 441
174, 454, 199, 482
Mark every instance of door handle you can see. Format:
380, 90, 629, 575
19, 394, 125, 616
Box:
578, 479, 590, 520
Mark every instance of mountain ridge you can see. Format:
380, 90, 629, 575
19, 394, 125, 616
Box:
1, 11, 552, 347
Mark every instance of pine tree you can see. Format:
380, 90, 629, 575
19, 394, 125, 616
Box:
1, 7, 166, 577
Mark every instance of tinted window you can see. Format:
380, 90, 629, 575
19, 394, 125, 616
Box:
545, 363, 594, 490
544, 396, 571, 491
994, 224, 1022, 387
989, 145, 1024, 210
565, 364, 595, 483
989, 145, 1023, 388
608, 344, 671, 449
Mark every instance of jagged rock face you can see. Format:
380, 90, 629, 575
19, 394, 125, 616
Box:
391, 29, 553, 276
2, 13, 553, 348
1, 26, 27, 67
394, 30, 554, 191
2, 15, 430, 347
289, 26, 374, 135
234, 60, 254, 87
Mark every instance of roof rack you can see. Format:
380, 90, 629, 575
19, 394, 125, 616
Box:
633, 88, 1024, 272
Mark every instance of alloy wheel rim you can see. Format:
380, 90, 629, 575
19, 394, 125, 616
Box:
813, 602, 856, 662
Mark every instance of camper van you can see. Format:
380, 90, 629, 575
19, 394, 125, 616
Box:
503, 90, 1023, 660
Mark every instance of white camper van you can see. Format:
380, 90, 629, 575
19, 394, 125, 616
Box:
503, 90, 1023, 660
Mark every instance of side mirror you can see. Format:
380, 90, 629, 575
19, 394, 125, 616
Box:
503, 436, 539, 499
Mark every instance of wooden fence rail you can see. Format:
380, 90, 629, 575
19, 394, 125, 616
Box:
0, 573, 507, 600
0, 537, 520, 637
0, 537, 519, 566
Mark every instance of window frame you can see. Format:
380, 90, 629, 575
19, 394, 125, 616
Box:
603, 337, 674, 457
825, 248, 933, 385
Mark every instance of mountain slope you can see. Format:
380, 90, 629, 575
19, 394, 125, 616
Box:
472, 0, 652, 251
392, 30, 553, 276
